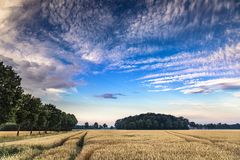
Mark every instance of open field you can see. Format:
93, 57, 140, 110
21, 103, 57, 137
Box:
0, 131, 84, 160
0, 130, 240, 160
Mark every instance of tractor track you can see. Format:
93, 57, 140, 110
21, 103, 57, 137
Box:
28, 132, 82, 160
166, 131, 240, 158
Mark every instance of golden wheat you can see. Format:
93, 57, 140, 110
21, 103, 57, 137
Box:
1, 130, 240, 160
0, 131, 58, 143
0, 131, 81, 160
76, 130, 240, 160
0, 131, 42, 137
33, 131, 85, 160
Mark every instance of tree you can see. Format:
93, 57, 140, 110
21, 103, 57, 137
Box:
128, 122, 136, 129
152, 120, 159, 129
136, 119, 144, 129
42, 104, 51, 133
0, 62, 23, 124
61, 113, 78, 131
67, 114, 78, 130
84, 122, 89, 129
145, 119, 152, 129
103, 123, 108, 128
36, 107, 48, 134
28, 97, 41, 135
20, 94, 41, 135
15, 108, 28, 136
46, 104, 62, 131
15, 94, 31, 136
165, 119, 173, 129
60, 112, 68, 131
93, 122, 99, 129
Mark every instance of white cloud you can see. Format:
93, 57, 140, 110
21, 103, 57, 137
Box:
131, 43, 240, 94
0, 1, 82, 98
233, 92, 240, 98
182, 88, 206, 94
181, 78, 240, 94
126, 0, 238, 41
45, 88, 67, 94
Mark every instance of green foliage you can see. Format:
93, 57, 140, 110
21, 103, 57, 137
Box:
93, 122, 99, 129
0, 123, 18, 131
0, 62, 78, 133
61, 112, 77, 131
37, 106, 48, 131
84, 122, 89, 129
103, 123, 108, 128
47, 105, 62, 131
0, 62, 23, 124
115, 113, 189, 130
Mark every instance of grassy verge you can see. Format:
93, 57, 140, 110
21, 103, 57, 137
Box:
0, 131, 57, 143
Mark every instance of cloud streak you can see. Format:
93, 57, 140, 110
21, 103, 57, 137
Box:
95, 93, 125, 99
131, 42, 240, 94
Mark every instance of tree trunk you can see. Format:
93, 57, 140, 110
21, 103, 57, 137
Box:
30, 126, 33, 135
44, 121, 48, 134
44, 126, 47, 134
17, 125, 20, 136
39, 128, 41, 134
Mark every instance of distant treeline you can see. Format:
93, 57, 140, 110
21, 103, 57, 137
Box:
189, 122, 240, 129
0, 62, 78, 135
115, 113, 240, 130
115, 113, 189, 130
74, 122, 114, 129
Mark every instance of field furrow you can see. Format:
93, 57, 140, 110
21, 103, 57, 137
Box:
0, 131, 81, 160
173, 130, 240, 158
33, 131, 85, 160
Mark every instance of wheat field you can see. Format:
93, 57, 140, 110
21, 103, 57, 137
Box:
0, 130, 240, 160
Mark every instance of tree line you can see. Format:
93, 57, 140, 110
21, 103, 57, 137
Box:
74, 122, 114, 129
0, 62, 78, 135
115, 113, 240, 130
115, 113, 189, 130
189, 122, 240, 129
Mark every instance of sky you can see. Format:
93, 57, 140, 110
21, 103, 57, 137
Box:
0, 0, 240, 125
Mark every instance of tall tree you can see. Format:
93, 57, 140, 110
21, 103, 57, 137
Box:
60, 112, 68, 131
15, 107, 29, 136
36, 106, 48, 134
20, 94, 41, 135
103, 123, 108, 128
46, 104, 62, 131
93, 122, 99, 129
84, 122, 89, 129
66, 114, 78, 130
0, 62, 23, 124
42, 104, 51, 133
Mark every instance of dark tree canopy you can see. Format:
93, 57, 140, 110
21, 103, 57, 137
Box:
115, 113, 189, 130
0, 62, 23, 124
0, 62, 78, 134
84, 122, 89, 129
93, 122, 99, 129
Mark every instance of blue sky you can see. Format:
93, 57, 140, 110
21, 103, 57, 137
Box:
0, 0, 240, 125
